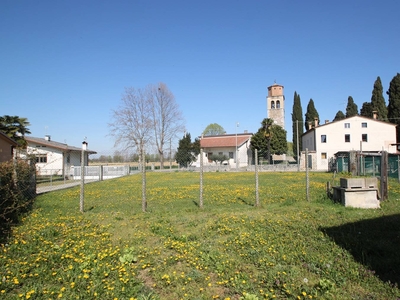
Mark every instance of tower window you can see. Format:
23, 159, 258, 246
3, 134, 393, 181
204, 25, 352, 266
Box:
271, 101, 275, 109
276, 100, 280, 108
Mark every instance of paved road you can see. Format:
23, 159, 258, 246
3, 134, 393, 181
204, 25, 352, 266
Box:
36, 180, 97, 194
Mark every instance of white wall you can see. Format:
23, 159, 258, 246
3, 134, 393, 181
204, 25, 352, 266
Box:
194, 142, 252, 168
302, 116, 397, 171
27, 146, 64, 175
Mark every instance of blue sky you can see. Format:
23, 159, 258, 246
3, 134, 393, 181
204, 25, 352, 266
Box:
1, 0, 399, 155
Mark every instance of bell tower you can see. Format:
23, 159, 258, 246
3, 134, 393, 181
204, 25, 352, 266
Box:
267, 83, 285, 129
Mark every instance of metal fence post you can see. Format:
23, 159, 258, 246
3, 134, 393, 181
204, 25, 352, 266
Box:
305, 148, 309, 202
80, 142, 86, 213
199, 148, 203, 208
255, 150, 259, 207
397, 155, 400, 183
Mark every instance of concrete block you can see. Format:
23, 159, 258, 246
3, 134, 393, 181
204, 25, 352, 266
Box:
340, 178, 364, 189
341, 189, 380, 209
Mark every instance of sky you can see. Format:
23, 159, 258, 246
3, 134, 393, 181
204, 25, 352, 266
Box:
1, 0, 399, 156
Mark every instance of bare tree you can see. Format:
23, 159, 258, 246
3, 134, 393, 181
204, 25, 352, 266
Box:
109, 87, 153, 155
109, 87, 153, 212
149, 82, 185, 169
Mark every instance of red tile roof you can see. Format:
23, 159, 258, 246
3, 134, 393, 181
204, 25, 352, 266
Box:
200, 134, 252, 148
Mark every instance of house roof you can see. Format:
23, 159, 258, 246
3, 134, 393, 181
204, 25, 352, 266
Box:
200, 133, 253, 148
0, 131, 18, 146
25, 136, 97, 154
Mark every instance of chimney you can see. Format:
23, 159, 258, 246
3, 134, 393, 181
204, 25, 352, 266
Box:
45, 135, 51, 141
308, 122, 312, 130
372, 111, 378, 120
325, 120, 329, 124
314, 118, 318, 128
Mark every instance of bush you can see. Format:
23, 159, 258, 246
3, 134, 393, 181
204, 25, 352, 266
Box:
0, 159, 36, 239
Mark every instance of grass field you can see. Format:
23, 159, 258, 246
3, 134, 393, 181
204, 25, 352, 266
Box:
1, 172, 400, 299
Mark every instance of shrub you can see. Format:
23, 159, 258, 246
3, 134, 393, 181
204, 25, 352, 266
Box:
0, 159, 36, 239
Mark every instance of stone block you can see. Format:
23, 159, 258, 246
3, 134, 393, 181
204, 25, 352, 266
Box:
341, 188, 380, 209
340, 178, 364, 189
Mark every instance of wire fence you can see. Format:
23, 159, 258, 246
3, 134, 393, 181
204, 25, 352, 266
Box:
3, 148, 399, 217
335, 153, 400, 180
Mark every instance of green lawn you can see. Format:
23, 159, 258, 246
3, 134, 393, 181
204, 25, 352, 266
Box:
1, 172, 400, 299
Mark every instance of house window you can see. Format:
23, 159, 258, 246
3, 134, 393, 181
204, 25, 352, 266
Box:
36, 154, 47, 163
321, 135, 327, 143
271, 101, 275, 109
218, 152, 223, 155
229, 152, 233, 159
362, 122, 367, 128
344, 123, 350, 128
345, 134, 350, 142
67, 153, 70, 163
321, 152, 327, 159
362, 134, 368, 142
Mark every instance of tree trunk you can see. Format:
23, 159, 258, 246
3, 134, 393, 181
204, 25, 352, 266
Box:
141, 146, 147, 212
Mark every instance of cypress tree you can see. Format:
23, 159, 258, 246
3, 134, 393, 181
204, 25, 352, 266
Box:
371, 76, 388, 121
304, 99, 319, 131
175, 133, 198, 168
345, 96, 358, 117
360, 102, 373, 118
387, 73, 400, 141
333, 110, 346, 121
291, 91, 304, 160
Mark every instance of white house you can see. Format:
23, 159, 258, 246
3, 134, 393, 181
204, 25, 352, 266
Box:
301, 115, 397, 171
194, 133, 253, 168
24, 135, 96, 177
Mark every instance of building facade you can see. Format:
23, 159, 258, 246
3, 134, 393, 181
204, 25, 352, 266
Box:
194, 133, 253, 168
24, 136, 96, 176
0, 132, 17, 162
301, 116, 397, 171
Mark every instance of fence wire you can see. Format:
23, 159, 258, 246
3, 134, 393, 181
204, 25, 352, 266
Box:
3, 150, 399, 216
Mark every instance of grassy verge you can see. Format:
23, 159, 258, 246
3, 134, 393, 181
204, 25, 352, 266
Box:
1, 172, 400, 299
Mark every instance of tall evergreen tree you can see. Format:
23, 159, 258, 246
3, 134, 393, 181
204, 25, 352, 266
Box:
304, 99, 319, 130
360, 102, 373, 118
371, 76, 388, 121
387, 73, 400, 142
175, 133, 199, 167
345, 96, 358, 117
333, 110, 346, 121
291, 91, 304, 160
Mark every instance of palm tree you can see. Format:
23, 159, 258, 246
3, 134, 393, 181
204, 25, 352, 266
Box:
0, 115, 31, 148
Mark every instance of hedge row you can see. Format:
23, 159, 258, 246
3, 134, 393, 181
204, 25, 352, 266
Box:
0, 159, 36, 240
